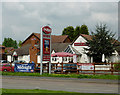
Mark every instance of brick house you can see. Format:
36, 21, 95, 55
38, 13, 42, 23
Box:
64, 34, 120, 63
7, 33, 71, 64
0, 45, 6, 60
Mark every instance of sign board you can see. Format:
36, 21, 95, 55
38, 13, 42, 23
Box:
41, 26, 51, 61
77, 63, 94, 70
14, 63, 34, 72
74, 43, 87, 46
40, 25, 52, 74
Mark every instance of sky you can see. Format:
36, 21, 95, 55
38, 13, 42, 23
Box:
0, 0, 119, 43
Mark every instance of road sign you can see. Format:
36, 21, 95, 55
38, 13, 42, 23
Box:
40, 25, 52, 75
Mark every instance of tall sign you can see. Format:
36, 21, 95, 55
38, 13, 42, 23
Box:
40, 26, 52, 75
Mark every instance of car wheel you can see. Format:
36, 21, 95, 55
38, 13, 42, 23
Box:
68, 71, 71, 74
3, 69, 7, 72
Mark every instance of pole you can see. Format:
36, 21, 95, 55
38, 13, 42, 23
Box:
40, 27, 43, 75
49, 29, 51, 74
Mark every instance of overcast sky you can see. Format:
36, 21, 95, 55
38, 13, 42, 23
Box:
1, 0, 119, 43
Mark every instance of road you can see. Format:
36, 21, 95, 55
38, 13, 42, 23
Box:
1, 76, 119, 93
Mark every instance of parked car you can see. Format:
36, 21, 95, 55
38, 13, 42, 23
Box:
12, 60, 26, 66
0, 60, 9, 64
0, 63, 14, 72
54, 63, 77, 73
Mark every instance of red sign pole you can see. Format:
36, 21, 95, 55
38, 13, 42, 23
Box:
40, 25, 52, 75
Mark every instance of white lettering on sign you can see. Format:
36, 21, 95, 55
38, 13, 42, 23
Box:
17, 65, 32, 70
43, 28, 51, 32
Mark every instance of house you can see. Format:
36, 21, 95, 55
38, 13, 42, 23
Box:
7, 33, 72, 63
22, 33, 71, 46
64, 34, 120, 63
7, 33, 120, 64
64, 34, 92, 63
0, 45, 6, 60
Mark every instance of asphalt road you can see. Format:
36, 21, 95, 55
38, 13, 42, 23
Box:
1, 76, 119, 93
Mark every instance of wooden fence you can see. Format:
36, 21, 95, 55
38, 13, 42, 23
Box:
35, 63, 120, 75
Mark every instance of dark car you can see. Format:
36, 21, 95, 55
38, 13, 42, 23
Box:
54, 63, 77, 73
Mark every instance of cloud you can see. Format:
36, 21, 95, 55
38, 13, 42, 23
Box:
0, 2, 2, 44
3, 2, 24, 11
2, 2, 118, 43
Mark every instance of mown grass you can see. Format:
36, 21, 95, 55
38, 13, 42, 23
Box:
1, 89, 119, 95
2, 71, 119, 80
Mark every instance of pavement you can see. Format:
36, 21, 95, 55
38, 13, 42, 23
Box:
1, 75, 119, 93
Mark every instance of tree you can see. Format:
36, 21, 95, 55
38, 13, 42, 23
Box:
18, 40, 22, 48
2, 38, 18, 49
80, 24, 89, 35
62, 26, 75, 41
62, 25, 89, 41
74, 26, 81, 39
85, 24, 115, 63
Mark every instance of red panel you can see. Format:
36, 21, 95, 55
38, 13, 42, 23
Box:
74, 43, 87, 46
43, 38, 50, 55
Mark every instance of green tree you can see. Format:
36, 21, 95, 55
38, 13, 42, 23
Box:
18, 40, 22, 48
62, 25, 89, 41
62, 26, 75, 41
74, 26, 81, 39
2, 38, 18, 49
85, 24, 115, 63
80, 24, 89, 35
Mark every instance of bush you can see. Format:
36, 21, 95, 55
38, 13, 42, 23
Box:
114, 61, 120, 71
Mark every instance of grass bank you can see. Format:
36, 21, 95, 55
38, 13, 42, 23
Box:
2, 89, 119, 95
2, 72, 119, 80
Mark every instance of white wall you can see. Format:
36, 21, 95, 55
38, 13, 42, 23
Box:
72, 35, 90, 63
7, 55, 12, 62
18, 55, 30, 63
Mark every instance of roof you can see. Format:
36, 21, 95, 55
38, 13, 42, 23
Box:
15, 44, 31, 56
51, 35, 70, 43
71, 46, 81, 55
80, 34, 92, 41
115, 46, 120, 55
5, 47, 14, 53
22, 33, 71, 45
8, 43, 70, 56
0, 45, 5, 48
7, 44, 31, 56
52, 43, 70, 52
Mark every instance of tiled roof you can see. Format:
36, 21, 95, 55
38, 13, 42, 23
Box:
51, 35, 69, 43
80, 34, 92, 41
33, 33, 70, 43
0, 45, 5, 48
15, 44, 31, 56
52, 43, 70, 52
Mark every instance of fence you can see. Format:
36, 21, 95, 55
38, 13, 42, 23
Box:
35, 63, 120, 75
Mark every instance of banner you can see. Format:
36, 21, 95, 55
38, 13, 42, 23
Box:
14, 63, 34, 72
77, 63, 94, 70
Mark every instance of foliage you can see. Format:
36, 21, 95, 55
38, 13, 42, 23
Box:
62, 25, 89, 41
2, 72, 118, 80
80, 24, 89, 35
114, 61, 120, 71
85, 24, 116, 63
2, 38, 18, 49
2, 89, 117, 95
62, 26, 75, 41
18, 40, 22, 48
74, 26, 81, 38
114, 64, 120, 71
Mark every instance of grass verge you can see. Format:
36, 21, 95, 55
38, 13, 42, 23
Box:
1, 89, 119, 95
2, 71, 119, 80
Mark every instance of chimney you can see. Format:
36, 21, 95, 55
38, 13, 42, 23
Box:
31, 38, 36, 46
